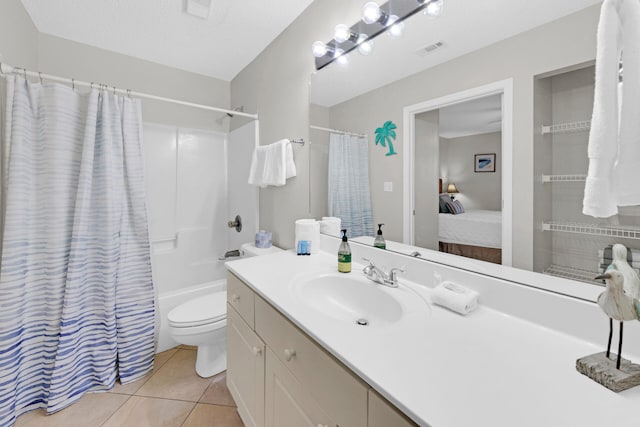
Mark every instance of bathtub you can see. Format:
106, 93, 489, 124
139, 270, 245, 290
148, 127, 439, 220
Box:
156, 279, 227, 353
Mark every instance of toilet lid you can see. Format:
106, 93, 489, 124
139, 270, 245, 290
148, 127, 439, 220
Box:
168, 293, 227, 327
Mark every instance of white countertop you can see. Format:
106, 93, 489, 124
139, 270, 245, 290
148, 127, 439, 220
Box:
226, 250, 640, 427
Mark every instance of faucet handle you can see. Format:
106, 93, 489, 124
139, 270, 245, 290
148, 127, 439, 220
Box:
362, 258, 376, 274
388, 267, 405, 282
362, 257, 375, 266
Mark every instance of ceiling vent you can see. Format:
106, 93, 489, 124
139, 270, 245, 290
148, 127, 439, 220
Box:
416, 41, 444, 57
185, 0, 212, 19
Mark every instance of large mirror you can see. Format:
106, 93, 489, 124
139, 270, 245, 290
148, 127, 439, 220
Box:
309, 0, 640, 293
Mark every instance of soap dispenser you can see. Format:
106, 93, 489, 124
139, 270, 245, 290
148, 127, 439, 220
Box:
338, 229, 352, 273
374, 223, 386, 250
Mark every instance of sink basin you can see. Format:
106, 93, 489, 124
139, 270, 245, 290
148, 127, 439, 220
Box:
292, 273, 404, 326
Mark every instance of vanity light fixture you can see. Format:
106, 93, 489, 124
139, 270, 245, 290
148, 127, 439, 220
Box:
357, 34, 374, 55
312, 0, 445, 70
422, 0, 444, 18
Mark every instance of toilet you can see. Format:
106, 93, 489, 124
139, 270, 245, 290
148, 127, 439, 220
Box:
167, 242, 282, 378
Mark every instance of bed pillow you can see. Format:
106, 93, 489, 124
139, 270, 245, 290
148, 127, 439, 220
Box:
445, 199, 465, 215
439, 194, 451, 213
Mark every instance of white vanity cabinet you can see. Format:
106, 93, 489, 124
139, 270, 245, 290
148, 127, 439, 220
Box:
226, 272, 417, 427
226, 274, 265, 427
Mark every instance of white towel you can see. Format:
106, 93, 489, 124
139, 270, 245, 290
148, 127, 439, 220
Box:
431, 282, 479, 315
248, 139, 297, 187
584, 0, 640, 217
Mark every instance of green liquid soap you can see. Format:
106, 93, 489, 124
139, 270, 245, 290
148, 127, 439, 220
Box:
338, 229, 351, 273
374, 223, 386, 250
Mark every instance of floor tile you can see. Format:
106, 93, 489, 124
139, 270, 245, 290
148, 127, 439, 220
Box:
14, 392, 129, 427
199, 372, 236, 407
181, 403, 244, 427
102, 396, 194, 427
135, 349, 211, 401
110, 348, 178, 395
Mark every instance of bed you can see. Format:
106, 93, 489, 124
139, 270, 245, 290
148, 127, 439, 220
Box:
438, 209, 502, 264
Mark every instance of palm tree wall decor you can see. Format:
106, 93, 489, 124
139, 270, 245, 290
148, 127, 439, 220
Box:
375, 121, 398, 156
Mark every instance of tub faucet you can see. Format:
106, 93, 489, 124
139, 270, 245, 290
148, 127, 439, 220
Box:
362, 258, 404, 288
218, 249, 240, 260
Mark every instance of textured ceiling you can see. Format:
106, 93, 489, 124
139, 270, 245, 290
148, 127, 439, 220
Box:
20, 0, 315, 81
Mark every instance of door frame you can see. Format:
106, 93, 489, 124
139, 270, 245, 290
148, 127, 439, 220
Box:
402, 79, 513, 266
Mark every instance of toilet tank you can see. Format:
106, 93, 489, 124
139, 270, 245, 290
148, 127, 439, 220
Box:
240, 242, 282, 258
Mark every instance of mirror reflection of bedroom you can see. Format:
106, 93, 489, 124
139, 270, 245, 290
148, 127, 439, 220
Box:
414, 94, 503, 264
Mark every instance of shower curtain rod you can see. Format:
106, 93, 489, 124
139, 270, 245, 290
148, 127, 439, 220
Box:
310, 125, 366, 138
0, 62, 258, 120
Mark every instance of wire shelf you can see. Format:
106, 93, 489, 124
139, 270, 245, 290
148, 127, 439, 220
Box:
541, 120, 591, 135
541, 174, 587, 183
542, 221, 640, 240
543, 264, 603, 285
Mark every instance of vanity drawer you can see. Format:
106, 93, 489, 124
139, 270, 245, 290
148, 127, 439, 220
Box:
255, 296, 368, 427
227, 272, 255, 328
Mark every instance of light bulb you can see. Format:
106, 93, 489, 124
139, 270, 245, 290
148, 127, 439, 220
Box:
424, 0, 444, 18
311, 41, 329, 58
386, 15, 404, 38
362, 2, 381, 24
357, 34, 374, 55
334, 48, 348, 65
334, 24, 351, 43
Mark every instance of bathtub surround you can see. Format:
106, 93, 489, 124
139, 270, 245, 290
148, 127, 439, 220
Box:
0, 76, 155, 425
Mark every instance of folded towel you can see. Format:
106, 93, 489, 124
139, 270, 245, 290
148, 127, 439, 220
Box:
248, 139, 296, 187
431, 281, 479, 315
320, 217, 341, 237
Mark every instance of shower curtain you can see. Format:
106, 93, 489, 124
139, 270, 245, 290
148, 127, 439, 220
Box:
0, 76, 156, 425
328, 133, 374, 238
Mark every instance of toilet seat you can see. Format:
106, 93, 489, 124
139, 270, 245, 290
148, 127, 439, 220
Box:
168, 292, 226, 328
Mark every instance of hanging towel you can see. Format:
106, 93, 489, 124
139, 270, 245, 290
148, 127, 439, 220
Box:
248, 139, 297, 187
583, 0, 640, 217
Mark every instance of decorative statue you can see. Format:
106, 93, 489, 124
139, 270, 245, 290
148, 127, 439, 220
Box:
610, 244, 640, 300
594, 269, 640, 369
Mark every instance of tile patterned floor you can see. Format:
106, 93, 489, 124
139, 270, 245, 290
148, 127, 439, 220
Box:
14, 347, 244, 427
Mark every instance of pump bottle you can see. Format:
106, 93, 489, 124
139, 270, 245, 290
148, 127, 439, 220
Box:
374, 223, 386, 250
338, 229, 352, 273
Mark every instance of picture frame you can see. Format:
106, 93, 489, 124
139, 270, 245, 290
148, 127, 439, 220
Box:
474, 153, 496, 173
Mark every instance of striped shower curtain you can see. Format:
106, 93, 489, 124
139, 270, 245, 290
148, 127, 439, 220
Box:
328, 133, 374, 238
0, 76, 156, 425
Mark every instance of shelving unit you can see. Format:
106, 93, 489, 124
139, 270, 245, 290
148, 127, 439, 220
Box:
541, 120, 591, 135
542, 221, 640, 240
541, 174, 586, 183
543, 264, 602, 285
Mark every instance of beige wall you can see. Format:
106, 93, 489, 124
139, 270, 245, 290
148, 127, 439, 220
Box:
442, 132, 502, 211
0, 0, 39, 69
37, 35, 230, 131
325, 5, 599, 269
230, 0, 365, 249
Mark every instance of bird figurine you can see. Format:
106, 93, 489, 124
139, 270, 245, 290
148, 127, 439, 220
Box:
610, 244, 640, 300
595, 269, 640, 369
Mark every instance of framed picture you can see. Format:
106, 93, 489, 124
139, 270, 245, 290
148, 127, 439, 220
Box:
474, 153, 496, 173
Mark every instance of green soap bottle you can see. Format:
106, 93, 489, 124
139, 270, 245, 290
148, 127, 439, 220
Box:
338, 229, 351, 273
374, 223, 386, 250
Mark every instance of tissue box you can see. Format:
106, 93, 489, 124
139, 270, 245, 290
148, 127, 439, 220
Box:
255, 230, 272, 248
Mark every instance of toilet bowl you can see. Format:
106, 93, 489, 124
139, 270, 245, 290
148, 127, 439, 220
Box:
167, 242, 281, 378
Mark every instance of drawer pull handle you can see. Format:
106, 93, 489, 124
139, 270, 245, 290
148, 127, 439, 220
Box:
252, 346, 262, 357
284, 348, 296, 361
231, 294, 240, 304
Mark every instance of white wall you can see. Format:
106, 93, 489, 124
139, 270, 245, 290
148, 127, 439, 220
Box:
441, 132, 502, 211
0, 0, 38, 69
414, 111, 440, 249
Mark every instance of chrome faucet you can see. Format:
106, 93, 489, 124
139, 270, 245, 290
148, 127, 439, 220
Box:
362, 258, 404, 288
